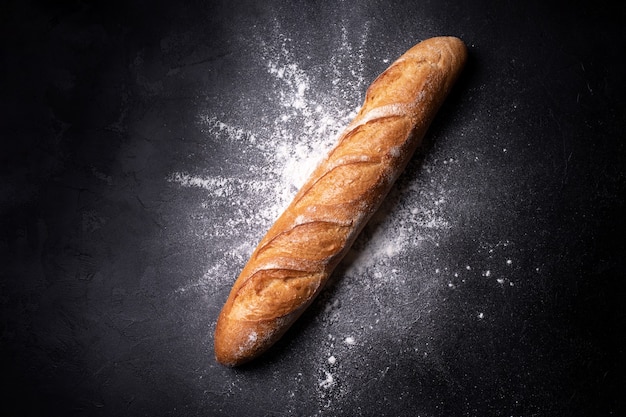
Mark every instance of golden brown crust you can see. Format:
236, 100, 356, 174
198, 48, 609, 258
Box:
214, 36, 467, 366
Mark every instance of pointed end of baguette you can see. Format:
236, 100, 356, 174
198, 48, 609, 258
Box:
406, 36, 468, 84
214, 311, 291, 367
410, 36, 467, 60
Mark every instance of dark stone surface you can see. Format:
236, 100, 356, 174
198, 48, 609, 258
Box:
1, 1, 625, 416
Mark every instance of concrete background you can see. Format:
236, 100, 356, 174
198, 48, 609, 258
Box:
2, 0, 625, 416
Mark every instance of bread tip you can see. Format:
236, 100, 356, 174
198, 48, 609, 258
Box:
214, 314, 281, 367
432, 35, 467, 52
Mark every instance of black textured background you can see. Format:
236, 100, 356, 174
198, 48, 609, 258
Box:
1, 1, 625, 416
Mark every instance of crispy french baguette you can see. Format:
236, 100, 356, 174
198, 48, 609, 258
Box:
214, 36, 467, 366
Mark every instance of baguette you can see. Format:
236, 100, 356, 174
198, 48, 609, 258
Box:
214, 36, 467, 366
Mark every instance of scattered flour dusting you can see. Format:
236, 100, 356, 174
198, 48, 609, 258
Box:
167, 171, 242, 197
155, 19, 535, 417
167, 18, 470, 415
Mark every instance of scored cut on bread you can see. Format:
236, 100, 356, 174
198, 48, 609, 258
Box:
214, 36, 467, 366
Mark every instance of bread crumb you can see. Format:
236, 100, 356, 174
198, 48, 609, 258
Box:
344, 336, 356, 345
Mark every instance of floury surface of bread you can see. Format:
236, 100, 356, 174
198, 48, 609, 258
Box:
214, 36, 467, 366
